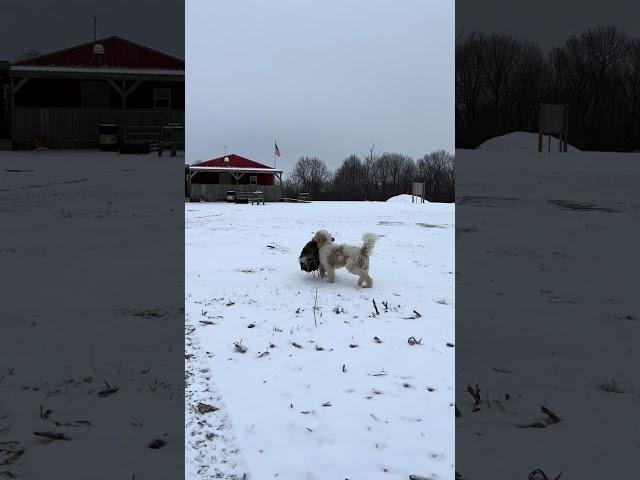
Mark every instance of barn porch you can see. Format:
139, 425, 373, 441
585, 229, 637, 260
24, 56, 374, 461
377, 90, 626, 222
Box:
189, 183, 283, 202
187, 165, 283, 202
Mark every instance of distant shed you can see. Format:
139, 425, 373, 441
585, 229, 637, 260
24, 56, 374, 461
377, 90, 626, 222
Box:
188, 154, 283, 202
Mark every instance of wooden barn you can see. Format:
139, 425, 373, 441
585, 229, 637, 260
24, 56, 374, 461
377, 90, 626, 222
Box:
188, 154, 283, 202
0, 36, 184, 150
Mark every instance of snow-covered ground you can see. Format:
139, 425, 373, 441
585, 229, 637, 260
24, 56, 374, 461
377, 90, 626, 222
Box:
456, 132, 640, 478
185, 200, 455, 479
0, 150, 185, 479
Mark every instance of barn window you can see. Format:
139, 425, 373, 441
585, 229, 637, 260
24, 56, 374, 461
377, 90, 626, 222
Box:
153, 88, 171, 110
250, 175, 257, 185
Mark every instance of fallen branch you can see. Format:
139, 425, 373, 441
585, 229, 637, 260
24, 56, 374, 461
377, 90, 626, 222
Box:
528, 468, 563, 480
466, 384, 482, 405
291, 342, 302, 349
97, 385, 119, 397
33, 431, 71, 441
196, 402, 218, 414
313, 289, 318, 327
373, 336, 382, 344
541, 405, 561, 424
407, 336, 423, 346
517, 422, 546, 429
148, 439, 165, 449
233, 342, 247, 354
373, 299, 380, 315
39, 406, 53, 419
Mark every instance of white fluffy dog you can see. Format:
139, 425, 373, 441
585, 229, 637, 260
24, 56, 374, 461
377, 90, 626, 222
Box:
313, 230, 379, 287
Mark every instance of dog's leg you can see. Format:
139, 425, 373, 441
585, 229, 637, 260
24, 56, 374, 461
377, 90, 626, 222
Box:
326, 267, 336, 283
347, 262, 368, 287
319, 264, 326, 278
365, 274, 373, 288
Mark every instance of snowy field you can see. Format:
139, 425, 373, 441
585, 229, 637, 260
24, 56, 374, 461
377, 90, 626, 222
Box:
0, 150, 184, 479
456, 133, 640, 478
185, 199, 455, 479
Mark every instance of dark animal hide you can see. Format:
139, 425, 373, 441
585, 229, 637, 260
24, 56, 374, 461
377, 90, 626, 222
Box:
298, 239, 320, 273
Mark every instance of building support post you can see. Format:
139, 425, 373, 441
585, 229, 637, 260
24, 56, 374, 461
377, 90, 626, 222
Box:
9, 77, 29, 141
9, 77, 14, 141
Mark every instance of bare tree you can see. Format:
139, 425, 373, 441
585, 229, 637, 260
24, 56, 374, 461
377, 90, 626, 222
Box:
333, 155, 366, 200
287, 147, 453, 202
289, 156, 331, 199
361, 142, 380, 200
456, 32, 487, 146
457, 25, 640, 151
416, 150, 455, 202
623, 40, 640, 148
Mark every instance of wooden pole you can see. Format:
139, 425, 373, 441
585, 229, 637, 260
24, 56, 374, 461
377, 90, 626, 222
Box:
538, 103, 543, 153
10, 77, 14, 141
564, 104, 569, 152
558, 131, 562, 152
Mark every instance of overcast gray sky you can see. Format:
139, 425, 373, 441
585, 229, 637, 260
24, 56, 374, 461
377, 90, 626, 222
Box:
0, 0, 183, 60
456, 0, 640, 51
186, 0, 454, 171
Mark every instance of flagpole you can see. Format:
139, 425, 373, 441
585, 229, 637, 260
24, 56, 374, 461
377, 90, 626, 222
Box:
274, 141, 277, 170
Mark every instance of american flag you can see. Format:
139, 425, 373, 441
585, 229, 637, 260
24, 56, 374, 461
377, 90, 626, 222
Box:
274, 142, 281, 157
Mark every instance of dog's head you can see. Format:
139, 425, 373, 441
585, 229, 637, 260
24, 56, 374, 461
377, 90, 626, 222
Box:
313, 230, 335, 248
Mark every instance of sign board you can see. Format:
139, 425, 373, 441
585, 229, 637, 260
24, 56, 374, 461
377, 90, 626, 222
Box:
538, 103, 569, 152
539, 104, 567, 134
412, 182, 426, 203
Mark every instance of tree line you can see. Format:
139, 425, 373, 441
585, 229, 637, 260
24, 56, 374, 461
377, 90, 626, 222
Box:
282, 145, 454, 203
456, 25, 640, 151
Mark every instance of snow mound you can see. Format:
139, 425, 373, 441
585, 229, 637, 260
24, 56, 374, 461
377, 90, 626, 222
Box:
478, 131, 579, 152
386, 194, 429, 203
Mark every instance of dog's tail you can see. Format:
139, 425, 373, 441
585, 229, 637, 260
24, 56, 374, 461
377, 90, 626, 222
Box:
360, 233, 379, 258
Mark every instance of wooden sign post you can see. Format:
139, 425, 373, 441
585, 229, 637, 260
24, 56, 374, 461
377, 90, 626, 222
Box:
412, 182, 426, 203
538, 103, 569, 153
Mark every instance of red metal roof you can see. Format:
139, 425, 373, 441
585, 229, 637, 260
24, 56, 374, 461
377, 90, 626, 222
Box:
194, 154, 274, 169
13, 36, 184, 70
